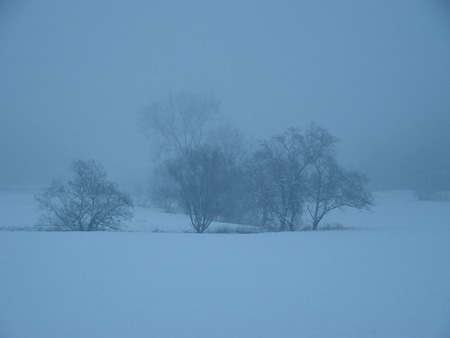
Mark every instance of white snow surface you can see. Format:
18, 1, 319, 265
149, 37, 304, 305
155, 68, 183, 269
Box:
0, 186, 449, 337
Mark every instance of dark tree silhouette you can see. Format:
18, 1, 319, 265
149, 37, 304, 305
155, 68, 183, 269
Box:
250, 125, 372, 231
167, 146, 233, 233
36, 160, 133, 231
251, 128, 310, 231
306, 157, 373, 230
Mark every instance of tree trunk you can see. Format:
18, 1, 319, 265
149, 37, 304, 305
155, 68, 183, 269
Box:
312, 219, 319, 231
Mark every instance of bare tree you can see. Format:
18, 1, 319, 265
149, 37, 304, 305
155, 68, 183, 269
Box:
252, 128, 311, 231
166, 145, 233, 233
248, 124, 371, 231
304, 125, 372, 230
36, 160, 133, 231
306, 160, 373, 230
246, 153, 279, 229
307, 162, 373, 230
140, 93, 221, 158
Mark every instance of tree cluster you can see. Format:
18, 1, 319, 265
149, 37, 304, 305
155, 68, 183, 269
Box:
142, 93, 372, 233
36, 93, 372, 232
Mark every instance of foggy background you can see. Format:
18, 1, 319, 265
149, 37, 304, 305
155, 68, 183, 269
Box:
1, 0, 449, 192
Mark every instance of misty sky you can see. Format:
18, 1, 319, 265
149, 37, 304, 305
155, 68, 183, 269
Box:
1, 1, 449, 191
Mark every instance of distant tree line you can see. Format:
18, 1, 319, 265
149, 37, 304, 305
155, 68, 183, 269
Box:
141, 93, 373, 233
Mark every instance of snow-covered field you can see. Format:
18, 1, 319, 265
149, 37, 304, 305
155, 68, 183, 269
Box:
0, 186, 449, 337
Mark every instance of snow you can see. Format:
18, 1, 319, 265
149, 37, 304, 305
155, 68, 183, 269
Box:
0, 187, 449, 337
0, 186, 41, 231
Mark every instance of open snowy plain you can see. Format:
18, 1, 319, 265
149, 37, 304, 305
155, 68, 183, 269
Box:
0, 186, 449, 337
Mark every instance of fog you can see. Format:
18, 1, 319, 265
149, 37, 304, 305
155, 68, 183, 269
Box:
1, 1, 449, 192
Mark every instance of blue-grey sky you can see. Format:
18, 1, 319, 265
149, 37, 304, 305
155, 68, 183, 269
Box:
1, 0, 449, 191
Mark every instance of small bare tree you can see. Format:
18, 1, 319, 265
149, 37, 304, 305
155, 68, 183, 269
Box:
36, 160, 133, 231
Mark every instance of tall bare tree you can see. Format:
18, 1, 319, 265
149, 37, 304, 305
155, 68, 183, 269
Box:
166, 145, 233, 233
140, 93, 221, 158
